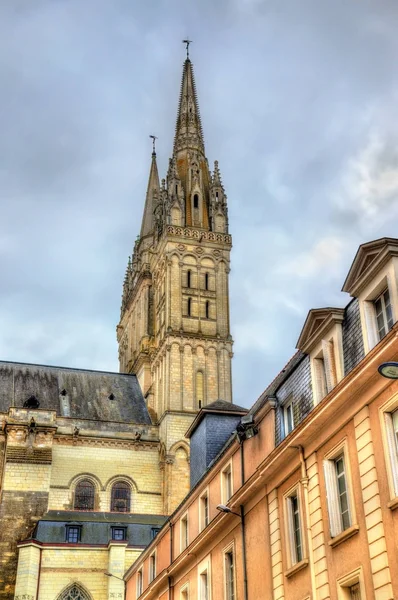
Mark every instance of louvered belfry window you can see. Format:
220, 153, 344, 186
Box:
74, 480, 95, 510
111, 482, 131, 512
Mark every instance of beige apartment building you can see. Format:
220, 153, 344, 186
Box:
125, 237, 398, 600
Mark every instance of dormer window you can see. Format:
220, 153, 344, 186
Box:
297, 308, 344, 405
342, 238, 398, 353
375, 288, 394, 340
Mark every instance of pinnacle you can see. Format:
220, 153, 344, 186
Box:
140, 151, 160, 238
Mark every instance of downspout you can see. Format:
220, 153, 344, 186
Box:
240, 505, 248, 600
297, 445, 316, 600
240, 440, 245, 485
35, 546, 42, 600
0, 423, 8, 503
168, 521, 174, 600
168, 576, 174, 600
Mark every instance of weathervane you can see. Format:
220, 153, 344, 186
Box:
149, 134, 157, 154
182, 39, 192, 59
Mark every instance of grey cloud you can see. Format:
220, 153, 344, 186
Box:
1, 0, 398, 406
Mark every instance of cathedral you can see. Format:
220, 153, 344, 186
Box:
0, 51, 235, 600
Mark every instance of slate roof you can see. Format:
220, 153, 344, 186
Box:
249, 351, 306, 416
33, 511, 167, 546
0, 360, 151, 424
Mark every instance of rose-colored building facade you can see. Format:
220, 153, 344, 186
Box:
125, 238, 398, 600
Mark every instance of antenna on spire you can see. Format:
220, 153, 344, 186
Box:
182, 39, 192, 59
149, 134, 157, 155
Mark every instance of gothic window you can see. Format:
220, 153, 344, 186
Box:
194, 194, 199, 209
187, 297, 192, 317
205, 301, 210, 319
111, 482, 131, 512
58, 584, 91, 600
74, 479, 95, 511
187, 270, 192, 288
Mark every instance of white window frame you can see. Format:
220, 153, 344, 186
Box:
221, 461, 233, 504
180, 583, 190, 600
337, 566, 366, 599
198, 556, 211, 600
309, 323, 344, 406
359, 269, 397, 354
180, 512, 189, 552
199, 488, 210, 532
283, 396, 295, 437
283, 484, 305, 567
148, 550, 156, 583
136, 569, 143, 598
374, 287, 394, 341
223, 542, 236, 600
379, 392, 398, 501
323, 440, 355, 538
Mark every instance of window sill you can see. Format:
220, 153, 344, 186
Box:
328, 524, 359, 548
285, 558, 309, 578
387, 496, 398, 510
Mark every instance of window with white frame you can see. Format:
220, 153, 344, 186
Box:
337, 567, 364, 600
285, 489, 303, 565
221, 463, 233, 504
149, 552, 156, 583
200, 571, 209, 600
180, 585, 189, 600
283, 398, 294, 436
313, 337, 339, 403
324, 444, 354, 537
200, 490, 209, 531
374, 288, 394, 341
180, 513, 189, 551
224, 547, 235, 600
382, 406, 398, 498
136, 569, 143, 597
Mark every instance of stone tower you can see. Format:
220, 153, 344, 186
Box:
117, 54, 233, 511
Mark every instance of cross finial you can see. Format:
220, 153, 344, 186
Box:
182, 39, 192, 59
149, 134, 157, 155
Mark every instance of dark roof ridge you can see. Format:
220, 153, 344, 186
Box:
0, 359, 136, 378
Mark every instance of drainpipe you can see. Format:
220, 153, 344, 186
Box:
296, 445, 316, 600
168, 576, 174, 600
240, 440, 245, 486
240, 505, 248, 600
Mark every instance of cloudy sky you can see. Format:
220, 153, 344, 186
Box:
1, 0, 398, 408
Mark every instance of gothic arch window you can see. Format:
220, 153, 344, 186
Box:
193, 194, 199, 209
187, 297, 192, 317
205, 272, 209, 290
74, 479, 95, 511
205, 301, 210, 319
187, 270, 192, 288
196, 371, 204, 408
58, 584, 91, 600
111, 481, 131, 513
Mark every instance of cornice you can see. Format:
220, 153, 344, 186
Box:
342, 237, 398, 297
296, 308, 345, 353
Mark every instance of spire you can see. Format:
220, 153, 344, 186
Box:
140, 148, 160, 238
212, 160, 224, 190
173, 58, 205, 156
